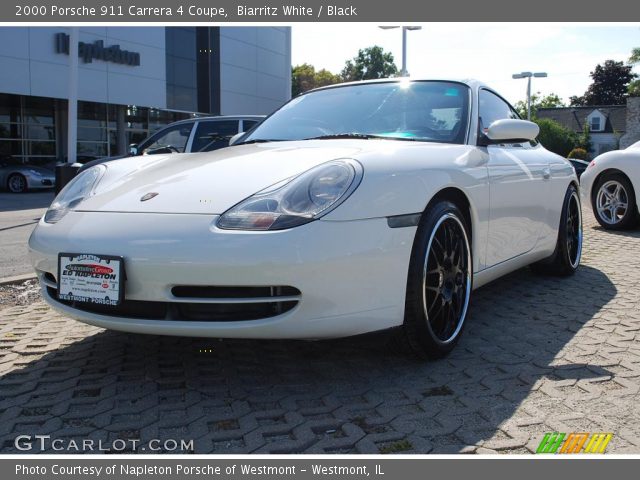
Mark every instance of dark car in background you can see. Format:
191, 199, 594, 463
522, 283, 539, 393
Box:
568, 158, 590, 179
79, 115, 264, 172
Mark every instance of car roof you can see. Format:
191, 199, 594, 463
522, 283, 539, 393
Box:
306, 77, 488, 94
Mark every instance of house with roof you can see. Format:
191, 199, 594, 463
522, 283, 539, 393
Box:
536, 98, 640, 157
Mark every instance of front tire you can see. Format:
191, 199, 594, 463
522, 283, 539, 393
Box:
7, 173, 27, 193
531, 184, 582, 276
592, 172, 637, 230
398, 201, 472, 359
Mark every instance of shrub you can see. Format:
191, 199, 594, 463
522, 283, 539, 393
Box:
534, 118, 577, 157
568, 147, 588, 160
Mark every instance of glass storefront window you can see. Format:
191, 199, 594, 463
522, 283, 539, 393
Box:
78, 126, 107, 142
0, 94, 56, 166
24, 96, 55, 125
126, 106, 148, 130
0, 123, 22, 139
0, 140, 23, 156
78, 142, 108, 156
0, 94, 21, 123
78, 101, 108, 128
24, 141, 56, 156
1, 93, 204, 165
25, 125, 55, 141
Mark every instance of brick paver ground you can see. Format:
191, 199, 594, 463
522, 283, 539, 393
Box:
1, 210, 639, 454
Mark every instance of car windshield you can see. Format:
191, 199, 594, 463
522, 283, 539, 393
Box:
242, 81, 470, 145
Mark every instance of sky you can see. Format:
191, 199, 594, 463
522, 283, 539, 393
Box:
291, 24, 640, 105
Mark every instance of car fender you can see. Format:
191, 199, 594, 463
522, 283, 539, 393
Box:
582, 149, 640, 209
322, 144, 490, 270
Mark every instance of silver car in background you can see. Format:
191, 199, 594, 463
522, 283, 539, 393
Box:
0, 159, 55, 193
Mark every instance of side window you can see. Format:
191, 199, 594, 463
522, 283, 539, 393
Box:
142, 124, 193, 153
478, 90, 518, 133
191, 120, 239, 152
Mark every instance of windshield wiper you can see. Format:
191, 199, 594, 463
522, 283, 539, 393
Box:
304, 133, 375, 140
304, 133, 423, 142
235, 138, 283, 145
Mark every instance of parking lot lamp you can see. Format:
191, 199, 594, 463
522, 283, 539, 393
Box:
379, 26, 422, 76
512, 71, 548, 120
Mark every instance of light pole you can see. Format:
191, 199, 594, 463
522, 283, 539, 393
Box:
67, 27, 79, 164
379, 26, 422, 77
512, 71, 547, 120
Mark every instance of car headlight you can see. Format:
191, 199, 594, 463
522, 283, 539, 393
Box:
44, 165, 105, 224
217, 159, 363, 230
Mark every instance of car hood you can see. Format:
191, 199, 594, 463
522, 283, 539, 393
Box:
77, 140, 383, 214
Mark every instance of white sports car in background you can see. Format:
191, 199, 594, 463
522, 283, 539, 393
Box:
580, 141, 640, 230
29, 79, 581, 358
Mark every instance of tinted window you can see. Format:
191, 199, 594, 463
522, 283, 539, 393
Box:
243, 81, 470, 144
242, 120, 259, 131
478, 89, 519, 133
142, 123, 193, 153
191, 120, 239, 152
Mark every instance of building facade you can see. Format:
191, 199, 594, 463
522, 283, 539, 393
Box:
0, 27, 291, 167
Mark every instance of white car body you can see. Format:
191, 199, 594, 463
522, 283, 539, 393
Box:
29, 79, 578, 341
580, 142, 640, 219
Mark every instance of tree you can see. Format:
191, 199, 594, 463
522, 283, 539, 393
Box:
341, 46, 398, 82
514, 92, 565, 119
291, 63, 341, 97
576, 124, 592, 153
534, 118, 577, 157
569, 60, 637, 106
628, 47, 640, 97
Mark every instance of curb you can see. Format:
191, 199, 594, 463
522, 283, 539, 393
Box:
0, 273, 37, 286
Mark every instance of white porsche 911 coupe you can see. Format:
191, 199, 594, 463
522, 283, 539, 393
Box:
580, 140, 640, 230
29, 79, 582, 358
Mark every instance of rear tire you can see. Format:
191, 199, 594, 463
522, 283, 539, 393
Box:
397, 201, 473, 359
592, 172, 637, 230
531, 184, 582, 276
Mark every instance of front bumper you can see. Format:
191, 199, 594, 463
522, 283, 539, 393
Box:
27, 175, 55, 189
29, 212, 416, 339
579, 167, 595, 210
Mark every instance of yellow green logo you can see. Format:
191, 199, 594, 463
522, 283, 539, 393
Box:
536, 432, 612, 454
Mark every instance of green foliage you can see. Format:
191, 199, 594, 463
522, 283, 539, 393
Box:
341, 46, 398, 82
534, 118, 578, 157
629, 79, 640, 97
291, 63, 342, 97
569, 60, 637, 106
576, 124, 592, 153
379, 440, 413, 454
630, 47, 640, 65
568, 148, 588, 160
514, 92, 565, 119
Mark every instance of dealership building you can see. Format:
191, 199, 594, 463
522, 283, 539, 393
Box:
0, 27, 292, 166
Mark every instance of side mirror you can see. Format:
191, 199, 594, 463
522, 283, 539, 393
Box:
229, 132, 245, 146
128, 144, 138, 156
480, 119, 539, 146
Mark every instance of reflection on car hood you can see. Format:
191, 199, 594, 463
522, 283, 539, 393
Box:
78, 140, 388, 214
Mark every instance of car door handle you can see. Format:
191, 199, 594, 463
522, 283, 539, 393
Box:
542, 168, 551, 180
